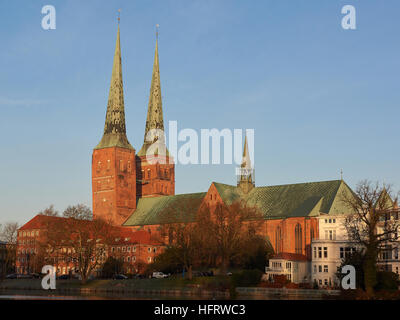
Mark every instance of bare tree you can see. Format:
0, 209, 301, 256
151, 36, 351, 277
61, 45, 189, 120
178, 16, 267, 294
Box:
42, 217, 115, 284
0, 222, 19, 244
0, 222, 19, 277
39, 205, 59, 217
63, 204, 93, 220
157, 198, 204, 280
159, 222, 198, 279
159, 200, 265, 278
341, 180, 400, 295
196, 201, 264, 274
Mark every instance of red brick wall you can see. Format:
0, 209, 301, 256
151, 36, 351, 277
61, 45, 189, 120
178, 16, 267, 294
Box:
136, 155, 175, 198
92, 147, 136, 225
263, 217, 319, 259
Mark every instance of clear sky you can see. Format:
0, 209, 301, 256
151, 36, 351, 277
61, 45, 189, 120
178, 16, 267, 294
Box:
0, 0, 399, 225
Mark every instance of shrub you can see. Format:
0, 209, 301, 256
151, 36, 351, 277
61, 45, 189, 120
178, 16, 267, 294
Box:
231, 269, 263, 288
374, 271, 399, 291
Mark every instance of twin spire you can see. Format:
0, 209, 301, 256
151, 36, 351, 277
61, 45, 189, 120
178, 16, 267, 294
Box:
95, 19, 168, 156
95, 25, 133, 150
97, 21, 253, 189
138, 27, 169, 157
96, 22, 168, 157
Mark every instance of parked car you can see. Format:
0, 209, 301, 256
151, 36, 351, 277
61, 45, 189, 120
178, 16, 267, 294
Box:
113, 274, 128, 280
17, 274, 35, 279
152, 272, 169, 279
5, 273, 18, 279
57, 274, 70, 280
134, 274, 145, 279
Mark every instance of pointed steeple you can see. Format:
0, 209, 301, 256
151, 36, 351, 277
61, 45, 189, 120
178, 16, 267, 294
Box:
138, 27, 169, 157
237, 134, 254, 193
95, 24, 133, 150
241, 135, 252, 172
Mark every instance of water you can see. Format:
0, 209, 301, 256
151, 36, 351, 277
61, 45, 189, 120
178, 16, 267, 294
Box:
0, 289, 210, 300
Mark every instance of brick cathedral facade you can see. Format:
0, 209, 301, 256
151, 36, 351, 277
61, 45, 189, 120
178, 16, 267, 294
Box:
92, 26, 175, 226
89, 24, 353, 262
16, 24, 356, 276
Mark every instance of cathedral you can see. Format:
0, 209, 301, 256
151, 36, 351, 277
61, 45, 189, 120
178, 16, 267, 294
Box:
91, 23, 355, 260
15, 23, 360, 277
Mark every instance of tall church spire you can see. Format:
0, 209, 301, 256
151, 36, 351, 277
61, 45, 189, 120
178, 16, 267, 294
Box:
138, 26, 168, 157
95, 24, 133, 150
237, 134, 254, 193
241, 135, 252, 172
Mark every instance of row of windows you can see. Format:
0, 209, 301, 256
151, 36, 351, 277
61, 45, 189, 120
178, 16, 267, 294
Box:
313, 247, 328, 259
324, 218, 336, 224
19, 230, 39, 238
19, 239, 36, 245
275, 224, 312, 255
19, 248, 37, 255
340, 247, 356, 259
316, 279, 330, 286
271, 262, 282, 269
379, 247, 399, 260
270, 261, 292, 270
116, 256, 153, 263
111, 246, 157, 253
97, 160, 133, 173
324, 230, 336, 240
313, 264, 329, 273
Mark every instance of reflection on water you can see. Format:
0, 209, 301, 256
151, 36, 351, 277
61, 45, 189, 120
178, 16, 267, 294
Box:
0, 290, 210, 300
0, 289, 323, 300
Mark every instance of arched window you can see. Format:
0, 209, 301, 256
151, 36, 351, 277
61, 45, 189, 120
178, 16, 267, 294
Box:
295, 224, 302, 254
275, 226, 282, 254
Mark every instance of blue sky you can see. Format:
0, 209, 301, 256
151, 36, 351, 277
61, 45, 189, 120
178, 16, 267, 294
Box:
0, 0, 399, 225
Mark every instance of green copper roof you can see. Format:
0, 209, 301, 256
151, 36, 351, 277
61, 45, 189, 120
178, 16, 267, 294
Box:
95, 25, 133, 150
213, 180, 354, 219
138, 37, 169, 157
123, 180, 355, 226
123, 192, 206, 226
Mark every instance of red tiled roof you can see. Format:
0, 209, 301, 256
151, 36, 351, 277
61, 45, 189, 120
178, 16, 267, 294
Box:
271, 252, 308, 261
19, 215, 67, 230
19, 215, 162, 246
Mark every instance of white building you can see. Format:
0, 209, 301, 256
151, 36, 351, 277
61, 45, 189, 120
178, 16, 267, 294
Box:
311, 214, 359, 288
376, 211, 400, 275
265, 253, 310, 284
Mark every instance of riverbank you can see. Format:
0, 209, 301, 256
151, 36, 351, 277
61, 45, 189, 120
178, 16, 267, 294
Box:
0, 278, 230, 299
0, 278, 340, 300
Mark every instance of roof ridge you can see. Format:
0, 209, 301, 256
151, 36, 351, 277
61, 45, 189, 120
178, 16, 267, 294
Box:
212, 182, 236, 188
254, 179, 342, 189
139, 191, 207, 201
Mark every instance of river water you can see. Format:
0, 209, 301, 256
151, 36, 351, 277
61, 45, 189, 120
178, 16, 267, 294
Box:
0, 289, 216, 300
